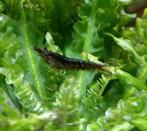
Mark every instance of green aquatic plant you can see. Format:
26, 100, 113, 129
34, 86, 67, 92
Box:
0, 0, 147, 130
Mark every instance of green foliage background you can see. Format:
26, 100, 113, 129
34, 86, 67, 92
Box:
0, 0, 147, 130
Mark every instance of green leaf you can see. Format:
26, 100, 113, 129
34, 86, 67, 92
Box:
0, 0, 147, 130
66, 0, 119, 58
131, 118, 147, 130
106, 33, 136, 54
